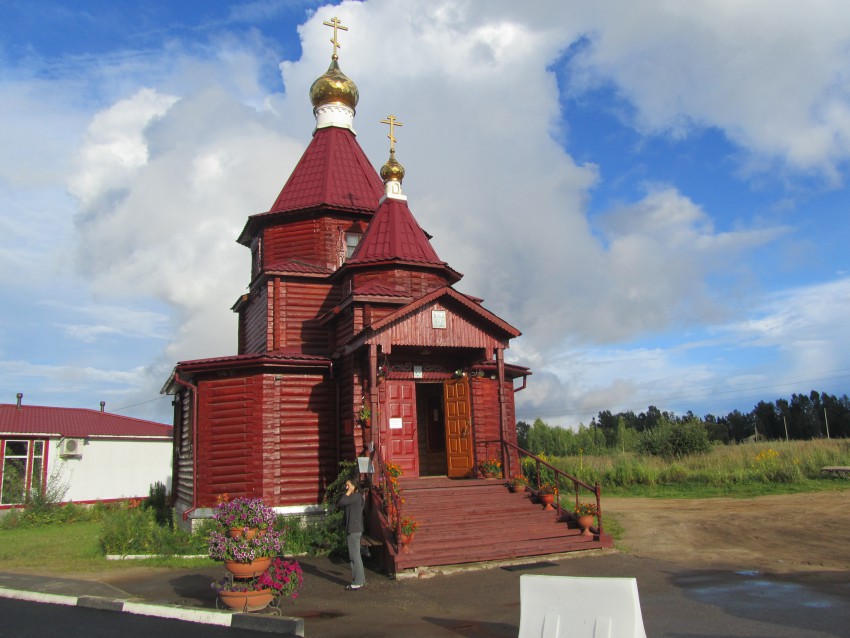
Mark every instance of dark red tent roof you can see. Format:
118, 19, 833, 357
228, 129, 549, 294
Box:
347, 197, 451, 267
0, 404, 172, 439
238, 127, 383, 245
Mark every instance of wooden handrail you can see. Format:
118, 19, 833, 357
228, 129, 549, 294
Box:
484, 439, 605, 536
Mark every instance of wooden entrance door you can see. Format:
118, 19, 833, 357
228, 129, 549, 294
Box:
443, 377, 474, 478
384, 380, 418, 476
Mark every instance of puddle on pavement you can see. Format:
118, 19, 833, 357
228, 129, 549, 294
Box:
295, 610, 345, 619
679, 570, 841, 611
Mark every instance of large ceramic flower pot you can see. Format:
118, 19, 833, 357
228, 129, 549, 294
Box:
540, 493, 555, 510
577, 514, 595, 536
218, 588, 273, 612
224, 556, 271, 578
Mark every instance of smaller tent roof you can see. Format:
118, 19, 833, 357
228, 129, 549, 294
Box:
0, 404, 172, 439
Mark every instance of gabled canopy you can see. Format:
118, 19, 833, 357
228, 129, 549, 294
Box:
343, 286, 521, 355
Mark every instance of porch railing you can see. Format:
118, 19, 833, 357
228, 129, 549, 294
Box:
482, 439, 605, 536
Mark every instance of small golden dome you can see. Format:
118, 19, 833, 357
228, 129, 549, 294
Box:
309, 59, 359, 110
380, 149, 405, 183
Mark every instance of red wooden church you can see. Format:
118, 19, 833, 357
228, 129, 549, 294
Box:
165, 21, 611, 572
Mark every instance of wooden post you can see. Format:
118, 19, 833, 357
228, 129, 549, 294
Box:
369, 344, 380, 451
496, 348, 509, 478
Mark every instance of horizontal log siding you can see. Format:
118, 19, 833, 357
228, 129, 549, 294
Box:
263, 216, 353, 272
173, 389, 194, 512
278, 280, 337, 352
351, 269, 447, 300
333, 306, 355, 350
470, 378, 520, 475
241, 282, 269, 354
471, 378, 500, 466
370, 300, 508, 351
197, 376, 262, 505
502, 380, 520, 475
273, 373, 337, 505
335, 357, 359, 460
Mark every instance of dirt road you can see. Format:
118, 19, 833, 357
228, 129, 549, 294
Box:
604, 488, 850, 573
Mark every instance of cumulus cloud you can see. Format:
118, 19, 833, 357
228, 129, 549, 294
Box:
5, 0, 850, 425
563, 0, 850, 181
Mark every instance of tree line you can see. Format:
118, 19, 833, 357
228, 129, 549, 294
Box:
518, 390, 850, 458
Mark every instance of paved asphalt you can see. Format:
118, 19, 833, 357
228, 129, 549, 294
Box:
1, 549, 849, 637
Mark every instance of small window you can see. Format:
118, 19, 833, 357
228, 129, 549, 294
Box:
345, 233, 362, 259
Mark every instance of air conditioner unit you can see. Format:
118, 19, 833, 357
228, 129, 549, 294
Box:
59, 438, 84, 457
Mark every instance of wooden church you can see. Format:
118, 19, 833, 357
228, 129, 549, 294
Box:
165, 19, 611, 572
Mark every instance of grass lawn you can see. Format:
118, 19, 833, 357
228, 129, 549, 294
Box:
0, 521, 215, 573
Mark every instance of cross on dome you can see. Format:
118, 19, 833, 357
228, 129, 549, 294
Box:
322, 17, 348, 60
380, 114, 403, 152
379, 114, 406, 200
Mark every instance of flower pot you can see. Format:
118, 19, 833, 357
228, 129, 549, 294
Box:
228, 527, 263, 540
218, 588, 273, 612
540, 493, 555, 510
577, 514, 595, 537
224, 556, 271, 578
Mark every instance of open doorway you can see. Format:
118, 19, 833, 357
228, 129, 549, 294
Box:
416, 383, 447, 476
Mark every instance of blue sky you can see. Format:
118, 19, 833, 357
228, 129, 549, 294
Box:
2, 0, 849, 427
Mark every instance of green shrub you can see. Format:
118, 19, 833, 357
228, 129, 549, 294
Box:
99, 502, 205, 555
144, 481, 171, 528
637, 419, 711, 459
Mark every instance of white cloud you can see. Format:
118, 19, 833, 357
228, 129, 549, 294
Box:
564, 0, 850, 180
5, 0, 850, 426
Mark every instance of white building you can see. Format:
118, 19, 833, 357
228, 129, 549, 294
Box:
0, 396, 172, 508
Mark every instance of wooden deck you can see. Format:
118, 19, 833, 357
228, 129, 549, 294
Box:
371, 476, 613, 574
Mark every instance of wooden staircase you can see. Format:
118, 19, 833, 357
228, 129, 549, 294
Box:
376, 476, 613, 573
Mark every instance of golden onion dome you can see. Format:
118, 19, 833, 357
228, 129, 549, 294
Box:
309, 59, 359, 110
380, 149, 405, 183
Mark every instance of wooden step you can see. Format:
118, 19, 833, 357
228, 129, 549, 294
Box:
370, 476, 613, 572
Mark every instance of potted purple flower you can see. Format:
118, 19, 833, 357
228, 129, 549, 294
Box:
213, 497, 277, 539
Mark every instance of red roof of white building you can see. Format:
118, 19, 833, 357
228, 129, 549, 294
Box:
0, 404, 172, 439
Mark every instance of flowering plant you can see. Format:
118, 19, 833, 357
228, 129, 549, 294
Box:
399, 515, 418, 536
357, 402, 371, 423
257, 557, 304, 599
211, 576, 268, 594
574, 502, 598, 517
208, 528, 284, 562
506, 475, 527, 488
212, 497, 277, 530
478, 458, 501, 475
537, 482, 556, 495
380, 461, 405, 513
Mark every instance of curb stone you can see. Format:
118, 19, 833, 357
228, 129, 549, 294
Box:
0, 587, 304, 636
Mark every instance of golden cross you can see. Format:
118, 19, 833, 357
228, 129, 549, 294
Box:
380, 114, 403, 152
322, 17, 348, 59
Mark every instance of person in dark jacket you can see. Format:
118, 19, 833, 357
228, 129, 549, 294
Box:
337, 477, 366, 590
